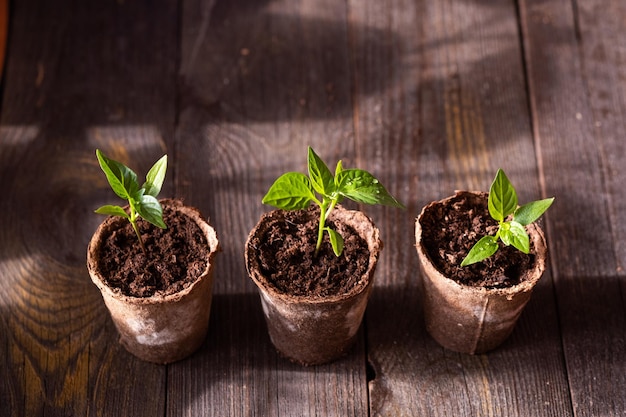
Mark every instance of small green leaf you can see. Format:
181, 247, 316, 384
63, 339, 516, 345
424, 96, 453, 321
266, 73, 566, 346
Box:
135, 195, 166, 229
130, 187, 146, 205
308, 147, 335, 196
95, 205, 130, 219
334, 160, 344, 179
262, 172, 316, 210
325, 227, 344, 256
337, 169, 405, 208
500, 221, 530, 253
514, 197, 554, 226
96, 149, 139, 200
461, 235, 499, 266
488, 169, 517, 221
143, 154, 168, 197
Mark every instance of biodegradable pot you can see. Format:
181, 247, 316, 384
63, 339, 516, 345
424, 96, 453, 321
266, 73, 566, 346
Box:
245, 206, 382, 365
415, 191, 547, 354
87, 200, 219, 364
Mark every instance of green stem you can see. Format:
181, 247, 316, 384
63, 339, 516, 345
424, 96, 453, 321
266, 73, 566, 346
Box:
325, 198, 338, 222
314, 197, 339, 257
129, 205, 146, 253
494, 221, 503, 245
314, 201, 328, 257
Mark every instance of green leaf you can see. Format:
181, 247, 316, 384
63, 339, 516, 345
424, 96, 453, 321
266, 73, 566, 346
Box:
96, 149, 139, 200
308, 147, 335, 196
262, 172, 316, 210
514, 197, 554, 226
461, 235, 499, 266
130, 187, 146, 204
333, 161, 345, 205
337, 169, 405, 208
334, 160, 344, 179
135, 195, 166, 229
95, 205, 130, 220
325, 227, 344, 256
488, 169, 517, 222
500, 221, 530, 253
143, 154, 167, 197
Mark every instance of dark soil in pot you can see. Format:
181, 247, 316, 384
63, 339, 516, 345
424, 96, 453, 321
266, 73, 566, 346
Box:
254, 206, 370, 298
418, 191, 536, 288
415, 191, 547, 354
96, 202, 211, 297
88, 199, 219, 364
246, 205, 382, 365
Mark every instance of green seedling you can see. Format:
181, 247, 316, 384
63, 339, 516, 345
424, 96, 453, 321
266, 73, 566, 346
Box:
461, 169, 554, 266
95, 149, 167, 253
262, 146, 404, 257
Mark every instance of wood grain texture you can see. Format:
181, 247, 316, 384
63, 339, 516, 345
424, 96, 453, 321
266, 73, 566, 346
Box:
168, 0, 368, 415
0, 0, 177, 416
520, 0, 626, 415
0, 0, 7, 81
0, 0, 624, 415
351, 0, 571, 415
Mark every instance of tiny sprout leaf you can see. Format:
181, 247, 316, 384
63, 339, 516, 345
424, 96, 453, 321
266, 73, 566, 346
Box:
461, 235, 499, 266
96, 149, 139, 199
308, 147, 335, 195
95, 150, 167, 252
143, 155, 168, 197
514, 198, 554, 226
262, 172, 315, 210
488, 169, 517, 221
500, 221, 530, 253
130, 188, 146, 203
337, 169, 405, 208
325, 227, 344, 256
334, 160, 344, 179
461, 169, 554, 267
136, 194, 166, 229
265, 146, 404, 258
95, 205, 130, 219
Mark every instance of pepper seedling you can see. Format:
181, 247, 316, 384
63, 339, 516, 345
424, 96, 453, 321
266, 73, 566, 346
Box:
95, 149, 167, 253
461, 169, 554, 266
262, 146, 404, 257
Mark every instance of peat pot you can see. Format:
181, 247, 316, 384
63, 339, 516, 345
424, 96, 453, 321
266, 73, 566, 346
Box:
87, 200, 219, 364
415, 191, 548, 354
245, 206, 382, 365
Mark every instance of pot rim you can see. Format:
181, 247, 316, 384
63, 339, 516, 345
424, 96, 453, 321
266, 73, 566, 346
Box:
87, 198, 220, 305
415, 190, 548, 295
245, 205, 382, 305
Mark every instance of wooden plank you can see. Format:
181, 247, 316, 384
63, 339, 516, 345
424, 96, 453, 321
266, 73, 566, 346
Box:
0, 0, 177, 415
349, 0, 572, 415
576, 1, 626, 273
520, 0, 626, 415
169, 0, 368, 415
0, 0, 7, 82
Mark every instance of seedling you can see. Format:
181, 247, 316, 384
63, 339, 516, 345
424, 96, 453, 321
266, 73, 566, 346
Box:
95, 149, 167, 253
262, 147, 404, 257
461, 169, 554, 266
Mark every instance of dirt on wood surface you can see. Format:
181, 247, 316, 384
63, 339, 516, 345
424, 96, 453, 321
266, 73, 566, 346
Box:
96, 202, 211, 297
254, 206, 370, 298
419, 192, 535, 288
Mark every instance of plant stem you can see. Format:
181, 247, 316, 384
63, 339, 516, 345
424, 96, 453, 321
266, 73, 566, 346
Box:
325, 199, 338, 222
314, 202, 327, 257
314, 197, 339, 257
131, 220, 147, 253
129, 205, 146, 253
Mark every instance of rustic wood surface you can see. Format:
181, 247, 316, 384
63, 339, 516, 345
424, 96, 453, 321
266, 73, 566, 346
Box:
0, 0, 624, 416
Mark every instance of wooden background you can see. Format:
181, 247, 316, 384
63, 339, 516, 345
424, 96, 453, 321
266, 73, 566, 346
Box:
1, 0, 625, 415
